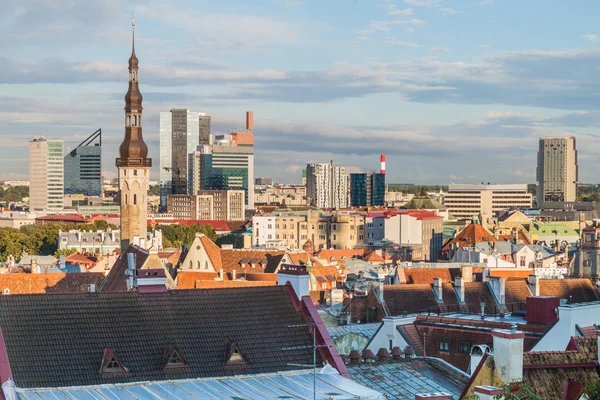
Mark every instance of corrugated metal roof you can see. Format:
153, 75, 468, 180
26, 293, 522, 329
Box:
13, 369, 385, 400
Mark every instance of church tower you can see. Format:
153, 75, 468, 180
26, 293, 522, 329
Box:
116, 15, 151, 250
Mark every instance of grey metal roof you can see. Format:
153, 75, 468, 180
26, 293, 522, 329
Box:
348, 360, 463, 399
327, 323, 382, 341
13, 369, 385, 400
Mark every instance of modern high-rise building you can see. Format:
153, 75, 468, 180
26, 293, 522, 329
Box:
159, 109, 202, 207
199, 113, 211, 145
306, 161, 349, 209
444, 184, 533, 220
536, 136, 578, 205
64, 129, 102, 197
29, 137, 64, 210
350, 173, 385, 207
188, 112, 255, 209
116, 17, 151, 249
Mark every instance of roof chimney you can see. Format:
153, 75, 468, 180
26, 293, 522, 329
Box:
491, 326, 524, 383
433, 278, 443, 302
136, 269, 167, 293
277, 264, 310, 299
454, 277, 465, 303
527, 274, 540, 296
415, 394, 452, 400
380, 154, 386, 175
473, 386, 504, 400
246, 111, 253, 131
488, 276, 505, 311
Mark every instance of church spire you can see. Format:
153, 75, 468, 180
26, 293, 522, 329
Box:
117, 14, 149, 167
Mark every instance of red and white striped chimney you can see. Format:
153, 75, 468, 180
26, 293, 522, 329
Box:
380, 154, 386, 175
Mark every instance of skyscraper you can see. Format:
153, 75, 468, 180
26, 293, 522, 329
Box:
116, 16, 151, 249
159, 109, 201, 207
64, 129, 102, 197
306, 161, 349, 209
199, 113, 211, 145
350, 173, 385, 207
188, 111, 255, 209
536, 136, 578, 205
29, 137, 64, 210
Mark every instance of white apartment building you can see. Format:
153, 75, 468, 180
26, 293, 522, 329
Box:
29, 137, 64, 210
306, 161, 349, 209
536, 136, 578, 205
252, 215, 277, 246
444, 184, 533, 221
365, 211, 444, 261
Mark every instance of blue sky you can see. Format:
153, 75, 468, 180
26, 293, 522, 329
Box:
2, 0, 600, 184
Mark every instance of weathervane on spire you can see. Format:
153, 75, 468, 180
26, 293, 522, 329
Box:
132, 12, 135, 27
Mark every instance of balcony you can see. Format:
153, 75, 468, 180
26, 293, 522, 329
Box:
116, 158, 152, 168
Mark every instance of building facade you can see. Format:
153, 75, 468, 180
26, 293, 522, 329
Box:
199, 113, 211, 145
366, 210, 443, 261
536, 136, 578, 205
29, 137, 64, 210
350, 173, 385, 207
116, 18, 151, 249
167, 190, 245, 221
444, 184, 533, 221
64, 129, 102, 197
159, 109, 202, 207
188, 112, 255, 209
306, 161, 349, 209
252, 211, 365, 250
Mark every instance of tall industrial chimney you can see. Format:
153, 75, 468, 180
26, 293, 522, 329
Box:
380, 154, 386, 175
246, 111, 254, 131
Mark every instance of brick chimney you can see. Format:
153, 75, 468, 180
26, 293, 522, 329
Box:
461, 265, 473, 283
491, 326, 524, 383
433, 278, 443, 302
473, 386, 504, 400
277, 264, 310, 299
454, 277, 465, 303
415, 393, 452, 400
528, 274, 540, 296
246, 111, 253, 131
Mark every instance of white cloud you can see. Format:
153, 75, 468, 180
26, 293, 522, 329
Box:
404, 0, 440, 6
389, 8, 414, 16
583, 34, 599, 42
355, 19, 424, 36
437, 7, 459, 15
429, 47, 450, 54
473, 0, 495, 5
384, 37, 419, 47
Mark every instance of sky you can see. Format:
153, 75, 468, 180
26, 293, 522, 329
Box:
2, 0, 600, 184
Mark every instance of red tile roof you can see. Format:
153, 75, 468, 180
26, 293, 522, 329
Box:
0, 273, 104, 294
315, 249, 368, 262
504, 279, 532, 305
442, 223, 496, 252
193, 280, 276, 289
402, 268, 454, 284
539, 278, 600, 303
177, 271, 222, 289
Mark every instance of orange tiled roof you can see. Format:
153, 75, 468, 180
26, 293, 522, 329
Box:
505, 279, 532, 305
488, 269, 534, 279
65, 253, 97, 267
177, 271, 222, 289
442, 223, 496, 252
220, 249, 284, 273
199, 234, 223, 270
0, 273, 104, 294
539, 278, 600, 303
193, 280, 276, 289
364, 251, 385, 263
315, 249, 367, 262
402, 268, 454, 284
498, 231, 532, 245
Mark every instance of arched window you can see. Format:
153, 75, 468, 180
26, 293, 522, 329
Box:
126, 115, 131, 127
125, 194, 128, 205
132, 115, 137, 126
197, 261, 201, 269
133, 194, 137, 205
204, 261, 208, 270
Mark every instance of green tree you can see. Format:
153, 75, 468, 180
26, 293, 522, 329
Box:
148, 184, 160, 196
584, 379, 600, 400
216, 234, 244, 248
155, 224, 217, 248
54, 248, 78, 258
0, 228, 27, 260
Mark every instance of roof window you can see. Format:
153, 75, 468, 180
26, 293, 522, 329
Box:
100, 348, 129, 374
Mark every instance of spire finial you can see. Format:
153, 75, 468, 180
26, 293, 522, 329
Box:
132, 12, 135, 27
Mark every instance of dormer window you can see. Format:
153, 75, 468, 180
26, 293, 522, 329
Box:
163, 344, 187, 369
100, 348, 128, 374
225, 340, 247, 365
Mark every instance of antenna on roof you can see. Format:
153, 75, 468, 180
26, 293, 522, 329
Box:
126, 252, 137, 290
